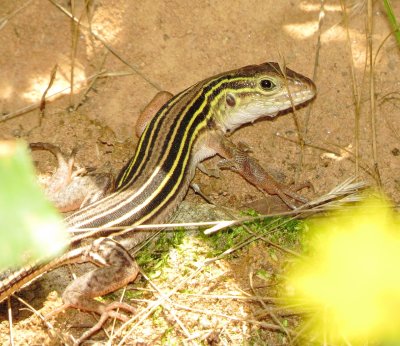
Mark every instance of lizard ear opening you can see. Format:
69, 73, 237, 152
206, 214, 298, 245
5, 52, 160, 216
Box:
226, 93, 236, 107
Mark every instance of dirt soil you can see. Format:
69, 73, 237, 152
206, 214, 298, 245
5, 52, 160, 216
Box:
0, 0, 399, 345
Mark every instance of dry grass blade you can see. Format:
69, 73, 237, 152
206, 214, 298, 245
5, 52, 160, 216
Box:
0, 70, 133, 123
208, 177, 366, 240
0, 0, 33, 31
367, 0, 382, 186
297, 0, 325, 182
109, 286, 128, 341
110, 265, 205, 345
69, 0, 81, 107
248, 270, 293, 341
303, 0, 324, 133
277, 57, 303, 148
168, 301, 294, 335
177, 292, 281, 303
139, 270, 192, 338
303, 177, 367, 209
276, 133, 376, 179
39, 64, 58, 116
48, 0, 161, 91
277, 57, 306, 184
72, 49, 109, 111
340, 0, 363, 178
12, 295, 72, 344
346, 0, 367, 17
7, 298, 14, 346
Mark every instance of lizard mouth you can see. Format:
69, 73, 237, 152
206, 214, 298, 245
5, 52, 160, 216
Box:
274, 88, 316, 108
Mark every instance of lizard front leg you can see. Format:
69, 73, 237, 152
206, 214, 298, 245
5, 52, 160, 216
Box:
48, 237, 139, 345
203, 131, 311, 209
135, 91, 310, 209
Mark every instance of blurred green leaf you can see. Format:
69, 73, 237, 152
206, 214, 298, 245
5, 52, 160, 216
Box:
0, 141, 67, 269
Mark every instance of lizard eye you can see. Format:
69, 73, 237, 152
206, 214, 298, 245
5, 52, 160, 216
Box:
260, 79, 275, 90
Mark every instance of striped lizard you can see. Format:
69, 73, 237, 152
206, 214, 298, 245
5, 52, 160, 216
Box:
0, 62, 316, 344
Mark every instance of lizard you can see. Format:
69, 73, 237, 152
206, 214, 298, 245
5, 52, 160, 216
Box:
0, 62, 316, 344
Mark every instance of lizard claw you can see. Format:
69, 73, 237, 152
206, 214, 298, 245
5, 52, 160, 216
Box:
74, 302, 136, 345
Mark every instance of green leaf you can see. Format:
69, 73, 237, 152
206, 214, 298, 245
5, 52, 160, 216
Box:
383, 0, 400, 48
0, 141, 67, 269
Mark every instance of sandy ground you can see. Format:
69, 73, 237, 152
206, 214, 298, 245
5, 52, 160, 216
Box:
0, 0, 399, 344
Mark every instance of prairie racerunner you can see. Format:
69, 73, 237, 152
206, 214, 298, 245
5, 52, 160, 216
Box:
0, 62, 316, 344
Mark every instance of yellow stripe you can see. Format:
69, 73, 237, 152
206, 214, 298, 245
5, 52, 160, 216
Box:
100, 79, 246, 226
117, 86, 195, 188
69, 76, 256, 228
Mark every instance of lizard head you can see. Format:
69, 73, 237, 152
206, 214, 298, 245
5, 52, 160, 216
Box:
215, 62, 316, 133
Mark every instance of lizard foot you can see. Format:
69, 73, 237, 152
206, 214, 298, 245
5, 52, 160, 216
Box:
74, 302, 135, 345
46, 301, 135, 345
30, 142, 114, 212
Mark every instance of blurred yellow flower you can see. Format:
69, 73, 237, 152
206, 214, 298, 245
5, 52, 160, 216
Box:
285, 196, 400, 345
